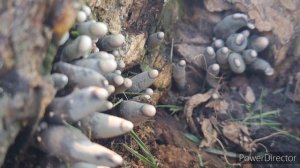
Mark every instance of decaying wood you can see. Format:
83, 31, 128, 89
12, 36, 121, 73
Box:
0, 0, 75, 165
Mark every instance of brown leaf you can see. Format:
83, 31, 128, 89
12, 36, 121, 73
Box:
222, 122, 256, 152
183, 89, 214, 134
200, 119, 218, 148
205, 99, 229, 112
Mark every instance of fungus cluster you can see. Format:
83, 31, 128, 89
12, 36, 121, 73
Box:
34, 2, 162, 168
205, 13, 274, 87
173, 13, 274, 89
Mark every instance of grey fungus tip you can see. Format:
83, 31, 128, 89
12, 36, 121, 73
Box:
213, 13, 251, 39
51, 73, 68, 90
114, 78, 132, 94
38, 126, 124, 167
147, 31, 165, 48
178, 60, 186, 67
112, 50, 120, 57
80, 113, 133, 139
141, 104, 156, 117
173, 59, 187, 90
206, 46, 215, 56
82, 5, 91, 16
113, 75, 125, 86
88, 87, 109, 100
105, 85, 115, 94
211, 64, 220, 72
76, 11, 87, 23
235, 33, 245, 45
206, 63, 220, 88
249, 36, 269, 52
128, 69, 159, 92
216, 47, 230, 66
232, 13, 248, 20
250, 58, 274, 76
226, 33, 248, 52
148, 69, 159, 79
118, 100, 156, 124
228, 53, 246, 74
99, 34, 126, 51
202, 46, 216, 67
145, 88, 154, 96
241, 30, 250, 38
62, 35, 92, 62
212, 39, 224, 49
242, 49, 257, 64
117, 60, 126, 70
157, 32, 165, 40
78, 21, 108, 41
123, 78, 133, 88
265, 67, 274, 76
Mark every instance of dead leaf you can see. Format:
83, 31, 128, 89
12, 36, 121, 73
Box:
200, 119, 218, 148
205, 99, 229, 112
222, 122, 256, 152
183, 89, 214, 134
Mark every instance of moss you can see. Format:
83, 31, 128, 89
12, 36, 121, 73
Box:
41, 43, 57, 75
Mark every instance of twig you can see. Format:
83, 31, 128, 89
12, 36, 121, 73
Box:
216, 138, 242, 166
252, 131, 286, 144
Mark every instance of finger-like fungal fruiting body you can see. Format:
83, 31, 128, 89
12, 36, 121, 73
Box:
48, 87, 110, 122
26, 2, 160, 167
250, 58, 274, 76
248, 36, 269, 52
212, 39, 225, 49
82, 5, 91, 16
62, 35, 92, 62
37, 126, 123, 167
77, 21, 108, 41
118, 100, 156, 124
216, 47, 230, 67
145, 88, 154, 96
73, 58, 117, 75
71, 162, 109, 168
98, 34, 125, 51
228, 53, 246, 74
128, 69, 159, 93
115, 70, 122, 75
206, 64, 220, 88
242, 49, 257, 64
117, 59, 125, 71
51, 73, 69, 90
202, 46, 216, 67
213, 13, 254, 39
172, 60, 186, 90
226, 33, 248, 52
115, 78, 132, 94
112, 50, 120, 57
88, 51, 111, 60
105, 85, 115, 95
53, 62, 109, 88
146, 32, 165, 48
241, 29, 250, 38
104, 72, 124, 86
80, 112, 133, 139
76, 11, 87, 23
